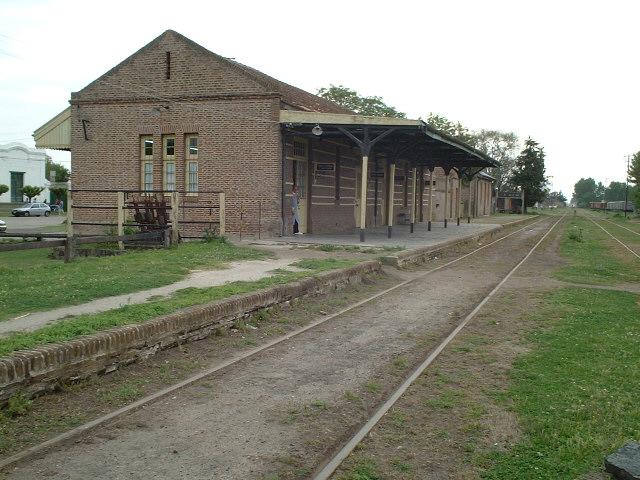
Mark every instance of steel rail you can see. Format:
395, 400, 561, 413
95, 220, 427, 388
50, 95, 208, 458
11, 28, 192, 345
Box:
313, 215, 565, 480
586, 216, 640, 260
0, 217, 544, 471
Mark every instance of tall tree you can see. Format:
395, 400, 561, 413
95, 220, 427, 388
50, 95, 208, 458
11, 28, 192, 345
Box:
425, 114, 520, 193
511, 138, 547, 212
425, 113, 474, 143
45, 157, 70, 182
317, 85, 406, 118
469, 129, 519, 194
573, 177, 598, 207
629, 151, 640, 207
604, 181, 628, 201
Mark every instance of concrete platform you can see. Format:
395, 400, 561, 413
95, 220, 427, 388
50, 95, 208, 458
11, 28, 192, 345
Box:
254, 221, 501, 249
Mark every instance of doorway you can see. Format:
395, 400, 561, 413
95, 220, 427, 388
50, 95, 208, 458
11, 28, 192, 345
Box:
10, 172, 24, 203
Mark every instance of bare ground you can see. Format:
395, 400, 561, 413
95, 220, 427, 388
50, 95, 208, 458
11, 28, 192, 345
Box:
1, 217, 555, 480
330, 216, 614, 479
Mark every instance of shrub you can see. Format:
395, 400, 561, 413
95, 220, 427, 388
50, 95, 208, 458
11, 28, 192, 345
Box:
568, 227, 583, 242
6, 393, 32, 417
0, 184, 8, 196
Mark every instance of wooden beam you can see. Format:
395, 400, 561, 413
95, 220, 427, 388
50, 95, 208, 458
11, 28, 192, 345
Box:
410, 167, 417, 233
427, 168, 433, 231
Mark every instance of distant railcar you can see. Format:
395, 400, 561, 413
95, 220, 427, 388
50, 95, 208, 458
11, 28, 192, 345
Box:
606, 201, 635, 212
589, 201, 607, 210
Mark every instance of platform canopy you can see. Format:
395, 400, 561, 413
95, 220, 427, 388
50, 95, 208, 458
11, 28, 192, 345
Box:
280, 110, 499, 176
33, 107, 71, 151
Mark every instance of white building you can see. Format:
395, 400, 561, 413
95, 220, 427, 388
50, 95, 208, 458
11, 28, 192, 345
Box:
0, 143, 50, 203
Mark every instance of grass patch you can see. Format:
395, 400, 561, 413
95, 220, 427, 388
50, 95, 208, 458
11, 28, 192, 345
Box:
0, 259, 358, 357
481, 288, 640, 479
290, 257, 358, 270
555, 217, 640, 285
338, 458, 381, 480
0, 239, 268, 321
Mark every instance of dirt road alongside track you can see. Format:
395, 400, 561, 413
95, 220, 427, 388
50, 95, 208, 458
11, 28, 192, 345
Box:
4, 218, 558, 480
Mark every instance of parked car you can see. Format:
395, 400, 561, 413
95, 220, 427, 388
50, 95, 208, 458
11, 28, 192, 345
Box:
0, 220, 6, 233
11, 203, 51, 217
49, 204, 63, 214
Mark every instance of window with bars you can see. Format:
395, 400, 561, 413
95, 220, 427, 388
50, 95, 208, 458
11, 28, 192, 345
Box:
142, 161, 153, 191
164, 161, 176, 191
187, 161, 198, 193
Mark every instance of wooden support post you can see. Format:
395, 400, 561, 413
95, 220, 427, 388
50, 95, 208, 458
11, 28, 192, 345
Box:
444, 172, 449, 228
170, 191, 180, 244
64, 190, 74, 262
427, 168, 433, 231
387, 163, 395, 238
457, 176, 462, 226
219, 192, 226, 236
116, 191, 124, 251
467, 180, 471, 223
359, 155, 368, 242
410, 167, 417, 233
66, 190, 73, 239
419, 166, 424, 222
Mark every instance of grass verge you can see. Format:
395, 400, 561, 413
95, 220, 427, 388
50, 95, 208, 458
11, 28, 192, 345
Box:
481, 287, 640, 479
0, 258, 359, 357
0, 239, 267, 321
554, 216, 640, 285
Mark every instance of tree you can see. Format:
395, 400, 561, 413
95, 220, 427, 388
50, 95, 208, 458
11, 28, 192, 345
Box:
21, 185, 44, 202
543, 191, 567, 207
425, 113, 474, 143
604, 181, 627, 201
511, 138, 547, 212
317, 85, 406, 118
468, 129, 520, 194
573, 178, 598, 207
50, 187, 67, 201
45, 158, 70, 183
0, 184, 8, 197
629, 151, 640, 207
595, 181, 605, 201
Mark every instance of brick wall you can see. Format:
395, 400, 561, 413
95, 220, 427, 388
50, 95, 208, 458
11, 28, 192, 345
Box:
70, 31, 283, 236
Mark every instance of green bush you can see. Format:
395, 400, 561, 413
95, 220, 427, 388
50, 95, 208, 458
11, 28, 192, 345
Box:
6, 394, 32, 417
567, 227, 583, 242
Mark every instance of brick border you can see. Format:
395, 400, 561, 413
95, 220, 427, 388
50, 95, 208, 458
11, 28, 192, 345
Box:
0, 261, 382, 404
381, 216, 538, 268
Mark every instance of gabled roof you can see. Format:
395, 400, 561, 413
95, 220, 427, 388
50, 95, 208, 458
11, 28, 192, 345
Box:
167, 30, 351, 114
73, 30, 350, 115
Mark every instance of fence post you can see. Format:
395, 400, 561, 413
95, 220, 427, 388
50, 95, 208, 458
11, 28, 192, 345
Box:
66, 190, 73, 238
117, 191, 124, 250
64, 190, 74, 262
170, 191, 180, 245
219, 192, 226, 236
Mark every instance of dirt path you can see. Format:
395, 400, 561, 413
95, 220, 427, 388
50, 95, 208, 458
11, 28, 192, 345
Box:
4, 218, 557, 480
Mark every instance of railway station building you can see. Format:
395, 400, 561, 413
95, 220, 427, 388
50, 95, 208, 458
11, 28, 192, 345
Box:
33, 30, 497, 241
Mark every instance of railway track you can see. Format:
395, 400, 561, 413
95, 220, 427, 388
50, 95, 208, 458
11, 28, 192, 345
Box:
584, 213, 640, 259
313, 214, 565, 479
0, 215, 552, 476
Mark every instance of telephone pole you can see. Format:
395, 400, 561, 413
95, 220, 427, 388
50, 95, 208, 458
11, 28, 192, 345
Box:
625, 155, 630, 218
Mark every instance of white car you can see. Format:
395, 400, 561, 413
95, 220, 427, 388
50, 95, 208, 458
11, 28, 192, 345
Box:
11, 203, 51, 217
0, 220, 6, 233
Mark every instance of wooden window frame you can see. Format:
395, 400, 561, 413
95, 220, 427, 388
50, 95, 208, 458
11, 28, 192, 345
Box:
164, 161, 176, 192
186, 160, 198, 195
141, 161, 154, 192
185, 134, 198, 160
163, 135, 176, 160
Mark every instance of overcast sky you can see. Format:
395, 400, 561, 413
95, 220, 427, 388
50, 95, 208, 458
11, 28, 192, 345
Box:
1, 0, 638, 198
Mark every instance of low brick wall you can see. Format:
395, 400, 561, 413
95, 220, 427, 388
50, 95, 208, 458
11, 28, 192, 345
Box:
382, 216, 538, 268
0, 261, 382, 404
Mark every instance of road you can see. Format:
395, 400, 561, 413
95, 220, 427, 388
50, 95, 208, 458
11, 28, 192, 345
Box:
4, 217, 556, 480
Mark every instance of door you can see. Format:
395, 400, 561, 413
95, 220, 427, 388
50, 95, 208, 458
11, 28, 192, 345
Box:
10, 172, 24, 203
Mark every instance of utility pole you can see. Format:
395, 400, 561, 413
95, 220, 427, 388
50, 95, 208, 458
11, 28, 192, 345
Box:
625, 155, 630, 218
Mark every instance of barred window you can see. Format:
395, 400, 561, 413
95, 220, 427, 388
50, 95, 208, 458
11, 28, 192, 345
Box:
142, 161, 153, 191
187, 161, 198, 193
164, 161, 175, 191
